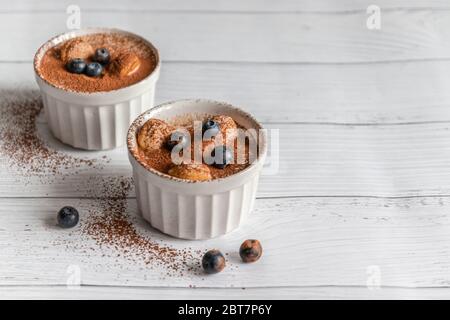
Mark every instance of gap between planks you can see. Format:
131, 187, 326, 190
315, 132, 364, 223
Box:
3, 0, 450, 14
4, 10, 450, 63
3, 60, 450, 125
4, 285, 450, 299
5, 194, 450, 200
6, 58, 450, 66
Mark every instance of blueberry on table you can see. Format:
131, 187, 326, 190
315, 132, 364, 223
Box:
85, 62, 103, 77
210, 145, 233, 169
239, 239, 262, 263
57, 206, 79, 228
202, 119, 220, 139
166, 131, 189, 151
93, 47, 110, 65
202, 249, 226, 274
66, 58, 86, 74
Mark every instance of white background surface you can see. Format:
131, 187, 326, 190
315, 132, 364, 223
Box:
2, 0, 450, 299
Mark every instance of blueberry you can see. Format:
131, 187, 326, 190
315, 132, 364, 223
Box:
166, 131, 189, 151
93, 48, 110, 65
209, 145, 233, 169
57, 206, 79, 228
239, 239, 262, 263
202, 250, 226, 274
202, 119, 220, 139
85, 62, 103, 77
66, 58, 86, 74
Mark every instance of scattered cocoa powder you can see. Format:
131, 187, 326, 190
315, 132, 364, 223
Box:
0, 89, 99, 177
0, 89, 229, 277
79, 176, 204, 277
36, 33, 158, 93
135, 116, 254, 180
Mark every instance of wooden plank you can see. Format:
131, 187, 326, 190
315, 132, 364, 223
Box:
4, 0, 450, 301
3, 285, 450, 300
5, 0, 450, 13
3, 61, 450, 124
3, 113, 450, 197
1, 196, 450, 288
3, 10, 450, 63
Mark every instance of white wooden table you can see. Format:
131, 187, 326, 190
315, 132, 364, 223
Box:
2, 0, 450, 299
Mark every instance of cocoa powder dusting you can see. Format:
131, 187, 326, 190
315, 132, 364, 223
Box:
0, 89, 222, 278
79, 176, 204, 277
0, 89, 98, 176
136, 117, 253, 180
36, 33, 157, 93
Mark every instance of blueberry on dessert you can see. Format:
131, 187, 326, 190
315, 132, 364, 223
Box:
207, 145, 233, 169
202, 249, 226, 274
85, 62, 103, 77
239, 239, 262, 263
135, 113, 253, 181
37, 32, 158, 92
202, 119, 220, 139
93, 47, 110, 65
66, 58, 87, 74
57, 206, 79, 228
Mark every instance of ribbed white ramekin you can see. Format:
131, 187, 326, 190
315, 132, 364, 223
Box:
34, 28, 160, 150
127, 99, 267, 240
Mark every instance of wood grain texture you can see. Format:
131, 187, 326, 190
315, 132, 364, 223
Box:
2, 0, 450, 300
2, 10, 450, 63
5, 0, 450, 12
3, 286, 450, 300
1, 197, 450, 290
3, 117, 450, 198
4, 61, 450, 124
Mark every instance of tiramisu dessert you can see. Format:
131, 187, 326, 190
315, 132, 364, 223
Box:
134, 114, 258, 181
35, 32, 158, 93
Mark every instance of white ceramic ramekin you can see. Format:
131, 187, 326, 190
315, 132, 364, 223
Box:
127, 99, 267, 240
34, 28, 160, 150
